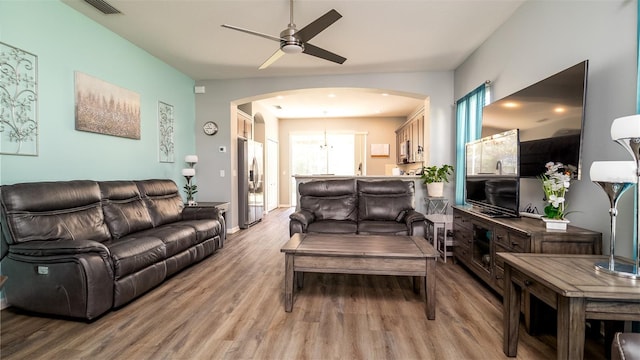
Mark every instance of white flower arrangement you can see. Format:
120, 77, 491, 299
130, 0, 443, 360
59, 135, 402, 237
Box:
540, 162, 572, 220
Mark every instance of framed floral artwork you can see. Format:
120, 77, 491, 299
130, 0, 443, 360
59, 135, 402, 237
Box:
158, 101, 175, 163
0, 41, 38, 156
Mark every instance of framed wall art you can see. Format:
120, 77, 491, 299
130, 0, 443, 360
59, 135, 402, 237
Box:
158, 101, 175, 163
75, 71, 140, 139
370, 143, 390, 157
0, 41, 38, 156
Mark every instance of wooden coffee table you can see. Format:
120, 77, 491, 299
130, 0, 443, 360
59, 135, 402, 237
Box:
280, 233, 438, 319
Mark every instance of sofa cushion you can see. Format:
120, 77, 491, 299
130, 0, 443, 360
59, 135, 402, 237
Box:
299, 179, 357, 222
358, 220, 409, 235
135, 224, 198, 257
104, 235, 167, 279
179, 219, 222, 243
136, 180, 184, 227
99, 181, 153, 239
307, 220, 358, 234
0, 180, 111, 244
357, 180, 415, 221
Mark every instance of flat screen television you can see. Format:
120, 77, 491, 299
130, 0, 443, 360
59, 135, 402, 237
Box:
465, 129, 520, 217
481, 60, 588, 179
465, 177, 520, 217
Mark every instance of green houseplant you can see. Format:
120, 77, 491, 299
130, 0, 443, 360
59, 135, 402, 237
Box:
421, 164, 454, 197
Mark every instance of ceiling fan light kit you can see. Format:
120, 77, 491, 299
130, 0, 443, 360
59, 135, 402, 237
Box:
221, 0, 346, 69
282, 44, 303, 54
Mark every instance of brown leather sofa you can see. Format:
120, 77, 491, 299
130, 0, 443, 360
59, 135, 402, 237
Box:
289, 179, 425, 237
0, 179, 225, 320
612, 332, 640, 360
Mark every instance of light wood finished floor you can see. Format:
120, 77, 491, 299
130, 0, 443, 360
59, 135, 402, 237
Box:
1, 208, 606, 359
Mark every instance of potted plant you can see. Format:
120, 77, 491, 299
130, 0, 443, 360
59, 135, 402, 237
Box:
421, 164, 454, 197
539, 161, 572, 230
184, 182, 198, 206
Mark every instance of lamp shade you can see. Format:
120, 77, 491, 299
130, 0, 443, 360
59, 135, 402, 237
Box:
182, 168, 196, 176
611, 114, 640, 140
185, 155, 198, 164
590, 161, 637, 183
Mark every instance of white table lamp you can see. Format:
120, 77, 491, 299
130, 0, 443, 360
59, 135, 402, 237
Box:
590, 161, 637, 277
598, 114, 640, 278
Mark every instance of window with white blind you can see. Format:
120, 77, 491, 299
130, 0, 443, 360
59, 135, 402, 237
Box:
290, 131, 365, 205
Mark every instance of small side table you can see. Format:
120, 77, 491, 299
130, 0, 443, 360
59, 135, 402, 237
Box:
425, 197, 449, 215
424, 214, 453, 262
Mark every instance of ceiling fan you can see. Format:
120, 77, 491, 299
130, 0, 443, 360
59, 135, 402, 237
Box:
221, 0, 346, 69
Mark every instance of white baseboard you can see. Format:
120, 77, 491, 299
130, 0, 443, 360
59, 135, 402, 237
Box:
228, 226, 241, 234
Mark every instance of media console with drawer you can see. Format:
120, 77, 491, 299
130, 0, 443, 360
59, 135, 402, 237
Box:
452, 205, 602, 330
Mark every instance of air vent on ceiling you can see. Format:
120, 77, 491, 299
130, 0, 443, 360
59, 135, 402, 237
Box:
84, 0, 122, 14
273, 105, 282, 110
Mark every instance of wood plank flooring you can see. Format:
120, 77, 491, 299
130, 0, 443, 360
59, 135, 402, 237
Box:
1, 208, 606, 359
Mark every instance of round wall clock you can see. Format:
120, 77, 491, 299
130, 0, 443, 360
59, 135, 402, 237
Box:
203, 121, 218, 136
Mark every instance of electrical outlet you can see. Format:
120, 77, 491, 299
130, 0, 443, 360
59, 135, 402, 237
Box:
37, 266, 49, 275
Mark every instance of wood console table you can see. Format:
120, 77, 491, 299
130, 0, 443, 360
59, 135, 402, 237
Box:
498, 253, 640, 360
452, 206, 602, 331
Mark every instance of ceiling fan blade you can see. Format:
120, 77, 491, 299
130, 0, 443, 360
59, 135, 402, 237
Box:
303, 43, 346, 64
221, 24, 282, 42
294, 9, 342, 43
259, 49, 286, 70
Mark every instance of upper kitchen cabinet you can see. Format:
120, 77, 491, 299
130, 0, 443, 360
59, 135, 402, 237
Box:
238, 110, 253, 139
396, 107, 425, 165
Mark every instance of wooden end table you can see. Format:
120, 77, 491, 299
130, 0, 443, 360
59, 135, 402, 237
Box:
280, 233, 439, 319
424, 214, 453, 262
498, 253, 640, 360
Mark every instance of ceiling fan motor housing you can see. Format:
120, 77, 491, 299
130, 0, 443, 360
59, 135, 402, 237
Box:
280, 27, 304, 53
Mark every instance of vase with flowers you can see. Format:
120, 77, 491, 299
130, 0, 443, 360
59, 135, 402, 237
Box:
540, 161, 572, 230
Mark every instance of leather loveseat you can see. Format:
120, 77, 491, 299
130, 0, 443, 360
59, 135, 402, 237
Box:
0, 179, 225, 320
289, 179, 425, 237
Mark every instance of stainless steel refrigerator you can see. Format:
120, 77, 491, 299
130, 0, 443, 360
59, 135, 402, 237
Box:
238, 138, 264, 228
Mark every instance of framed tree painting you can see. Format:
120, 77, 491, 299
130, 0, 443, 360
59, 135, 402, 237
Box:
75, 71, 140, 139
0, 41, 38, 156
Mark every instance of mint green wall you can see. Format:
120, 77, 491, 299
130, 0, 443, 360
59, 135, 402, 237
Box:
0, 1, 196, 307
0, 1, 196, 185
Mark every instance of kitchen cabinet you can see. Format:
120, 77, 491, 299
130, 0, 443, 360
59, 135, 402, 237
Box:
395, 107, 424, 164
238, 110, 253, 139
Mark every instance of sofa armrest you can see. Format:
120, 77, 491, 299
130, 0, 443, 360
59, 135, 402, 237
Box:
182, 206, 221, 220
404, 210, 425, 224
289, 210, 315, 236
3, 239, 115, 319
181, 206, 226, 247
404, 210, 426, 237
9, 239, 110, 258
290, 210, 315, 226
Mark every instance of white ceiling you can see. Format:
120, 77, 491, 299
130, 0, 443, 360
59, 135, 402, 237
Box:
62, 0, 525, 118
